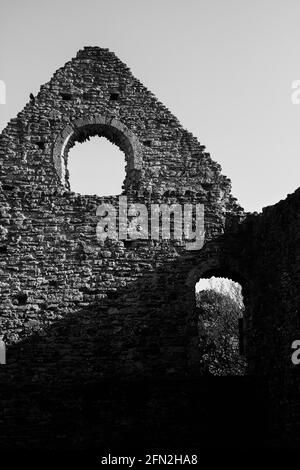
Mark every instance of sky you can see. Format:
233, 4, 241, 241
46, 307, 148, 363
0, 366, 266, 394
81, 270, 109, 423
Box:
196, 276, 242, 301
1, 0, 300, 212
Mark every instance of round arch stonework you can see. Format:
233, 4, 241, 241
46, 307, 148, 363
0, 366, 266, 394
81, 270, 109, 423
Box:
52, 115, 143, 189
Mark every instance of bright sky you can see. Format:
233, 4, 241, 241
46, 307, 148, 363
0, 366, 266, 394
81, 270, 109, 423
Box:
68, 137, 126, 196
1, 0, 300, 212
196, 277, 243, 304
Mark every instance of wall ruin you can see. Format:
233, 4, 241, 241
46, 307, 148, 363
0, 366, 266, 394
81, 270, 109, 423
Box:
0, 46, 299, 448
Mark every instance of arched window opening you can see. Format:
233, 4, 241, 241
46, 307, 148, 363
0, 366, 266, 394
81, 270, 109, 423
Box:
67, 136, 126, 196
195, 276, 247, 376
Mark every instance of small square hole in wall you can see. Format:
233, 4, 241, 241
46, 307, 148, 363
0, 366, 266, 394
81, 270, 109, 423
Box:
60, 92, 72, 101
83, 92, 92, 100
36, 142, 45, 150
123, 240, 134, 248
2, 184, 14, 191
143, 140, 152, 147
16, 292, 28, 305
109, 92, 119, 101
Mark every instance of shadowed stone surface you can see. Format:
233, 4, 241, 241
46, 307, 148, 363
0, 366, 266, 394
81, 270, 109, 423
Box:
0, 46, 299, 448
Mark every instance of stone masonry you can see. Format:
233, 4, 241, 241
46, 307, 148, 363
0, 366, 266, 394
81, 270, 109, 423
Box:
0, 46, 299, 448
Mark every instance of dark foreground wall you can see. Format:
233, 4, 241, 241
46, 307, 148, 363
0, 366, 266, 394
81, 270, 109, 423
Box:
0, 47, 299, 449
233, 189, 300, 442
0, 377, 269, 450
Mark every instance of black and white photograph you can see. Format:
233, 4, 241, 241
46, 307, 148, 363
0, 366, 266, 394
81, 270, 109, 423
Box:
0, 0, 300, 464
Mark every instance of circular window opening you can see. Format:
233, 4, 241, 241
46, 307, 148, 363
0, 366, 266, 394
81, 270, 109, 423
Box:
67, 136, 126, 196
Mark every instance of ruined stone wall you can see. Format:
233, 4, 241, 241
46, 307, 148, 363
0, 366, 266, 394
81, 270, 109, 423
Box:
0, 47, 299, 446
194, 188, 300, 441
238, 190, 300, 439
0, 47, 242, 384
